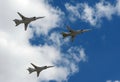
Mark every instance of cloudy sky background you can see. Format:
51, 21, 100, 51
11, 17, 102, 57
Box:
0, 0, 120, 82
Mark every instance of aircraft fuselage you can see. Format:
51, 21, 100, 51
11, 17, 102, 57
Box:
64, 30, 83, 37
35, 67, 46, 72
69, 29, 91, 36
18, 17, 35, 25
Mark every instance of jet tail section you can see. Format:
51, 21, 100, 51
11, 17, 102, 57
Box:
61, 32, 69, 38
27, 67, 35, 74
13, 19, 21, 26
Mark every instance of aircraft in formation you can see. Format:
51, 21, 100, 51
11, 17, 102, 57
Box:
13, 12, 45, 31
13, 12, 92, 77
61, 26, 92, 41
27, 63, 54, 77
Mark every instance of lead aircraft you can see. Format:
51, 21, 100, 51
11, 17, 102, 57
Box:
13, 12, 45, 31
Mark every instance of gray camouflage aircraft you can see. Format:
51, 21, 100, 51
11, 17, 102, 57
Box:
13, 12, 45, 31
61, 26, 92, 42
27, 63, 54, 77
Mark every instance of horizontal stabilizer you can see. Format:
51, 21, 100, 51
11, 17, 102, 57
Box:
27, 67, 35, 74
13, 19, 21, 26
61, 32, 69, 38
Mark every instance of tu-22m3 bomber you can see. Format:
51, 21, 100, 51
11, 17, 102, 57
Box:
13, 12, 45, 31
27, 63, 54, 77
61, 26, 92, 42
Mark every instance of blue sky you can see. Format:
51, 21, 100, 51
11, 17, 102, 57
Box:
0, 0, 120, 82
68, 18, 120, 82
47, 0, 120, 82
30, 0, 120, 82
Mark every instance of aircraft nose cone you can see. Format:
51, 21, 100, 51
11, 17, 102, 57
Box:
85, 29, 92, 31
36, 16, 45, 19
47, 66, 54, 68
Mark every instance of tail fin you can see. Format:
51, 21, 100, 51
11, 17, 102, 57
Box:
61, 32, 69, 38
27, 67, 35, 74
13, 19, 21, 26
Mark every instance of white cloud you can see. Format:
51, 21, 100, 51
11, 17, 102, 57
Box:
106, 80, 112, 82
115, 81, 120, 82
48, 32, 69, 48
95, 1, 115, 20
81, 3, 96, 26
68, 47, 87, 62
0, 0, 87, 82
0, 0, 64, 35
65, 0, 120, 26
116, 0, 120, 15
0, 31, 87, 82
49, 32, 63, 47
106, 80, 120, 82
65, 3, 81, 21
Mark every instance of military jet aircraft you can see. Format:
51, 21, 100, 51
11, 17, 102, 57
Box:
61, 26, 92, 42
13, 12, 45, 31
27, 63, 54, 77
